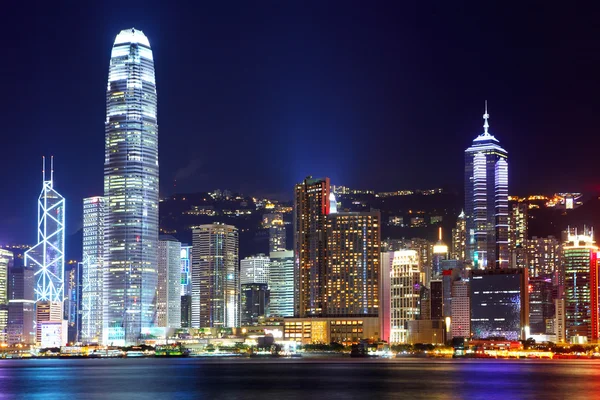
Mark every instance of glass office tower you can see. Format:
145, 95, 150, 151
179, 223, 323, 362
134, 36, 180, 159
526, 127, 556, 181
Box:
103, 28, 159, 345
465, 103, 509, 269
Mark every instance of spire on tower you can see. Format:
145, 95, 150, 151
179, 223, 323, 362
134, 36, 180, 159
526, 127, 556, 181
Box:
42, 156, 46, 182
483, 100, 490, 135
50, 155, 54, 185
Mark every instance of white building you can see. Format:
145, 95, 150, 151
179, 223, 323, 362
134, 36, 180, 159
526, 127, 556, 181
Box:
81, 196, 105, 343
269, 251, 294, 317
103, 28, 159, 345
157, 237, 182, 328
241, 254, 270, 285
387, 250, 423, 344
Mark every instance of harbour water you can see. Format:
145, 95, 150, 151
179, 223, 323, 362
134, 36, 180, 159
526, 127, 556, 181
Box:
1, 358, 599, 399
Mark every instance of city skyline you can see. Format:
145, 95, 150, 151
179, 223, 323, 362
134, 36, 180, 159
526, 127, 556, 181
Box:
1, 2, 600, 244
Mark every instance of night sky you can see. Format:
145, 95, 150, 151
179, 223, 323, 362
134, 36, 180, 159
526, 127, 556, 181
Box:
1, 1, 599, 243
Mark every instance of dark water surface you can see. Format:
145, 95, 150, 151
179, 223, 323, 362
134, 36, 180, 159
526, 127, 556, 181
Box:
1, 358, 598, 399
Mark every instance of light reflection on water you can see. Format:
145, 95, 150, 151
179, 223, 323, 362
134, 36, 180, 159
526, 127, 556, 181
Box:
1, 358, 599, 400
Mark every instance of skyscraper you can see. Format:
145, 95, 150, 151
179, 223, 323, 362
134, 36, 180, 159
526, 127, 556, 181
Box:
65, 261, 82, 343
383, 250, 423, 343
241, 283, 269, 326
464, 102, 509, 269
269, 250, 294, 317
294, 177, 330, 317
240, 254, 270, 285
262, 213, 286, 252
103, 28, 159, 345
81, 196, 104, 343
527, 236, 561, 278
25, 157, 65, 305
470, 268, 529, 340
25, 158, 66, 345
157, 237, 182, 329
7, 264, 35, 345
451, 211, 466, 261
0, 249, 13, 344
191, 223, 239, 328
509, 203, 528, 268
432, 228, 448, 278
325, 211, 380, 317
563, 230, 598, 342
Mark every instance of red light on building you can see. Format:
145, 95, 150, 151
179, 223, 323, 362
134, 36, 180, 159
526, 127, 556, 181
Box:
591, 252, 599, 341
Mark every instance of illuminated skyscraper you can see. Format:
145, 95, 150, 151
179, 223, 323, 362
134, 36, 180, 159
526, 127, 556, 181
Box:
103, 28, 159, 345
509, 203, 528, 268
563, 230, 598, 342
7, 264, 35, 345
157, 237, 182, 329
527, 236, 561, 278
294, 177, 330, 317
325, 211, 380, 316
81, 196, 104, 343
25, 158, 66, 345
180, 245, 192, 296
191, 223, 239, 328
0, 249, 13, 344
25, 157, 65, 304
470, 268, 529, 340
432, 227, 448, 279
241, 254, 270, 285
452, 211, 466, 261
464, 102, 509, 269
383, 250, 423, 343
269, 250, 294, 317
262, 213, 286, 252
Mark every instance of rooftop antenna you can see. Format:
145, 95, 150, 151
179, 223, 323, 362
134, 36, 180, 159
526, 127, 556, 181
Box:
42, 156, 46, 182
483, 100, 490, 135
438, 227, 442, 241
50, 156, 54, 184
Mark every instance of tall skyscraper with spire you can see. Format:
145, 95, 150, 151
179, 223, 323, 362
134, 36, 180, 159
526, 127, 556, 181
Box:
464, 102, 509, 269
103, 28, 159, 345
25, 157, 67, 345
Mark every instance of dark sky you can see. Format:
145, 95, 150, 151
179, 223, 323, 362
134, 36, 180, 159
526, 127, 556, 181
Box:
1, 1, 599, 243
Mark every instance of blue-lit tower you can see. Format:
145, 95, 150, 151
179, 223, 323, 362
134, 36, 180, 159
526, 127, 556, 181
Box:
25, 157, 65, 304
464, 102, 509, 269
103, 28, 159, 345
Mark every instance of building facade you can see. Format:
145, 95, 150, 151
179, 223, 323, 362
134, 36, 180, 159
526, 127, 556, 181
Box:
191, 223, 239, 328
81, 196, 105, 343
7, 264, 35, 345
294, 177, 330, 317
240, 254, 270, 285
325, 211, 380, 317
25, 158, 65, 305
527, 236, 561, 278
0, 249, 13, 344
470, 268, 529, 340
529, 276, 554, 335
157, 237, 182, 328
563, 231, 598, 342
103, 28, 159, 345
509, 203, 528, 268
241, 283, 269, 326
452, 211, 467, 261
269, 250, 294, 317
387, 250, 423, 343
451, 279, 471, 339
464, 104, 509, 269
263, 213, 286, 252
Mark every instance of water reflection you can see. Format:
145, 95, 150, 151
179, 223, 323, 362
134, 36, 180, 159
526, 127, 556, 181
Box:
1, 359, 599, 400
